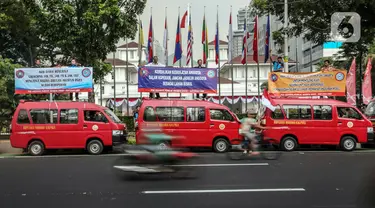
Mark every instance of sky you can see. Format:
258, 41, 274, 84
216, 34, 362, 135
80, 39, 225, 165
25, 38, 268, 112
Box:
117, 0, 251, 62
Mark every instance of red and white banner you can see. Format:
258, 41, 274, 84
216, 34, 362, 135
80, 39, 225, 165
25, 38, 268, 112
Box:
363, 58, 372, 105
109, 98, 140, 107
346, 58, 356, 106
207, 96, 259, 104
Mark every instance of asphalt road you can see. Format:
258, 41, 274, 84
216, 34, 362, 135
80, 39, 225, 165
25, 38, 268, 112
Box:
1, 152, 375, 208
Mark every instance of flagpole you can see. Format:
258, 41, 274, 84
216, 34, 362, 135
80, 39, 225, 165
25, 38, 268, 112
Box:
230, 6, 234, 112
217, 5, 221, 105
245, 6, 248, 113
204, 6, 208, 68
165, 7, 169, 98
138, 17, 143, 99
256, 16, 261, 111
113, 52, 116, 114
269, 15, 273, 72
190, 4, 194, 68
178, 6, 182, 98
126, 39, 130, 116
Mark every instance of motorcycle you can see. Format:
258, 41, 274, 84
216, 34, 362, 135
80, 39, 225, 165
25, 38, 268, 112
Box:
112, 132, 198, 179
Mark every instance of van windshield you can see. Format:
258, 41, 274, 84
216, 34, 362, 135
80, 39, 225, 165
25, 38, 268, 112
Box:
104, 108, 122, 123
365, 101, 375, 117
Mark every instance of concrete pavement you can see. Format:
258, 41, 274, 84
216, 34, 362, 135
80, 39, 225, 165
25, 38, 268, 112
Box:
0, 152, 374, 208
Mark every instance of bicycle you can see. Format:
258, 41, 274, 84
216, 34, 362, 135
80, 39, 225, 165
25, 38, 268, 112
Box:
227, 132, 282, 160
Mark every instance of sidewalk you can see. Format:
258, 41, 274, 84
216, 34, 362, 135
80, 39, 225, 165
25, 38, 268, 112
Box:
0, 140, 23, 154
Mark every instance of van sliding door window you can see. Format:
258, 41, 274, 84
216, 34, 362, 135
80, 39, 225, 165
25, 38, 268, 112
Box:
30, 109, 58, 124
313, 106, 332, 120
187, 107, 205, 122
60, 109, 79, 124
17, 109, 31, 124
271, 105, 284, 119
283, 105, 312, 120
155, 107, 184, 122
209, 109, 233, 121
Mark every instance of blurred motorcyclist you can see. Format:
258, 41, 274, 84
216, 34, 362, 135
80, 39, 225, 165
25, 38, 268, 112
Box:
240, 108, 267, 155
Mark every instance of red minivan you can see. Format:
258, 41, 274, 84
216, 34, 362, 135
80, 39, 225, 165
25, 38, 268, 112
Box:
10, 100, 127, 156
136, 99, 242, 153
262, 98, 374, 151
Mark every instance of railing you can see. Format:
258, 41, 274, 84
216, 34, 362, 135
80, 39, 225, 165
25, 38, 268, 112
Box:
0, 133, 10, 140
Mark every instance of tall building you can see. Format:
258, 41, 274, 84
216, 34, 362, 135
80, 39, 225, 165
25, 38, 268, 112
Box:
232, 6, 255, 59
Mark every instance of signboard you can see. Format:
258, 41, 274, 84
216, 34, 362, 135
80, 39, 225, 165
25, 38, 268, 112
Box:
138, 66, 217, 93
15, 67, 93, 94
268, 71, 347, 96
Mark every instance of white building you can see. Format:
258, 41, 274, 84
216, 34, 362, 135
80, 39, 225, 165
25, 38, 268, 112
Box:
207, 40, 229, 69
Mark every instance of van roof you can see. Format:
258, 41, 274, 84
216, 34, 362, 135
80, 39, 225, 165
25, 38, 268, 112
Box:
274, 98, 352, 106
17, 101, 105, 109
140, 99, 231, 109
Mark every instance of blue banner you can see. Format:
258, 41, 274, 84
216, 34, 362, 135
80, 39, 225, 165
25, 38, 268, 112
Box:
138, 67, 217, 93
15, 67, 93, 94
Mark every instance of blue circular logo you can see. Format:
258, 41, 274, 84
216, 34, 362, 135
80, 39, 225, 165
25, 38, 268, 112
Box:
335, 72, 344, 81
139, 67, 149, 77
82, 68, 91, 78
271, 74, 278, 82
16, 70, 24, 78
207, 70, 216, 78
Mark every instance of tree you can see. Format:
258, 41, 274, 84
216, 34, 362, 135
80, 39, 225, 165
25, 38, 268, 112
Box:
252, 0, 375, 58
36, 0, 146, 101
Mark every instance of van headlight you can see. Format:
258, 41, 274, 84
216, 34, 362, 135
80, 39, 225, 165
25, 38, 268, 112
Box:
367, 127, 373, 133
112, 130, 123, 136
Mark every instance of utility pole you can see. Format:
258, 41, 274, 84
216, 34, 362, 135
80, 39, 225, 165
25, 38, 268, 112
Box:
284, 0, 289, 72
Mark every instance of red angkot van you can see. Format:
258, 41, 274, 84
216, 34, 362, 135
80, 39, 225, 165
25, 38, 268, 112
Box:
136, 99, 242, 153
262, 98, 374, 151
10, 100, 127, 156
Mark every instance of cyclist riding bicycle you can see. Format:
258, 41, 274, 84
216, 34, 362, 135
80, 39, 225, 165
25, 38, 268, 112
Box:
240, 108, 267, 155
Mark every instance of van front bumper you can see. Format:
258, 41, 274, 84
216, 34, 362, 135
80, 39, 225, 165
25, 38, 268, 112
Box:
367, 132, 374, 143
112, 134, 127, 146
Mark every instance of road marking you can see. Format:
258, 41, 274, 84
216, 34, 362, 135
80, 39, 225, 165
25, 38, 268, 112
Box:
171, 163, 269, 167
142, 188, 306, 194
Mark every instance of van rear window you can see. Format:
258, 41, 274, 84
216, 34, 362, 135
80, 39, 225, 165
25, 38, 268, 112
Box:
17, 109, 30, 124
30, 109, 58, 124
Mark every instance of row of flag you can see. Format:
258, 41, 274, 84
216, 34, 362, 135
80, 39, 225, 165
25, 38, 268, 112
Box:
137, 6, 272, 66
347, 57, 373, 105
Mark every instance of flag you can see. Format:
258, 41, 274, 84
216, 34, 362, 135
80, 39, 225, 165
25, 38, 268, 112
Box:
181, 10, 188, 28
163, 15, 168, 65
214, 13, 219, 65
264, 15, 270, 63
228, 11, 233, 63
147, 15, 153, 63
186, 9, 193, 65
173, 13, 182, 64
261, 89, 276, 111
346, 58, 356, 105
363, 58, 373, 104
253, 16, 258, 63
202, 14, 208, 65
138, 20, 145, 58
241, 20, 250, 65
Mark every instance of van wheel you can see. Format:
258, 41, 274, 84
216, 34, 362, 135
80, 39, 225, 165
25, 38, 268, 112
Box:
340, 136, 356, 151
28, 141, 45, 156
87, 140, 104, 155
213, 138, 230, 153
281, 136, 298, 151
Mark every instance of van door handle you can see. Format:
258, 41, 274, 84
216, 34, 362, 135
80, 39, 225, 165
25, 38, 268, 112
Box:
83, 124, 88, 128
210, 124, 215, 127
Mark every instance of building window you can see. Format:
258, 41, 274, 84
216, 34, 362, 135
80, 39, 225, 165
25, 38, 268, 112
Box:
129, 51, 134, 59
209, 49, 215, 59
30, 109, 58, 124
100, 86, 104, 94
288, 46, 290, 52
252, 69, 256, 78
111, 86, 114, 89
187, 107, 205, 122
17, 109, 30, 124
60, 109, 79, 124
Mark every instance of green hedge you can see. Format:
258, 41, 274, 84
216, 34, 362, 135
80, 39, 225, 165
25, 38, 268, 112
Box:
118, 116, 135, 132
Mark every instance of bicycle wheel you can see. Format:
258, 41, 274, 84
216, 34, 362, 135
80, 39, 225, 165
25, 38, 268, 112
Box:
260, 141, 282, 160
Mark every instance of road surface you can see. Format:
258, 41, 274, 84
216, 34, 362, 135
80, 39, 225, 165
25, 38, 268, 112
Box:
0, 152, 374, 208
